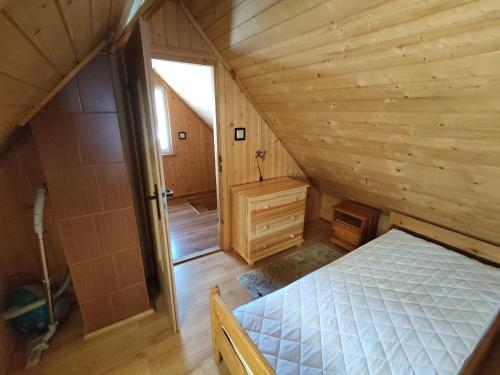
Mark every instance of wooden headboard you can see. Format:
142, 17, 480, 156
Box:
389, 212, 500, 265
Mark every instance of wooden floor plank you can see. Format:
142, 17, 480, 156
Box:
168, 195, 220, 263
8, 219, 499, 374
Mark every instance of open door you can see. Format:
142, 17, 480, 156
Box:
123, 22, 178, 332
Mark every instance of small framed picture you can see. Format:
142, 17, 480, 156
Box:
234, 128, 246, 141
178, 131, 187, 140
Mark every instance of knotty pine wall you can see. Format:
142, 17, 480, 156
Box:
185, 0, 500, 245
155, 75, 216, 197
149, 1, 320, 250
0, 132, 67, 373
29, 54, 150, 335
150, 0, 213, 56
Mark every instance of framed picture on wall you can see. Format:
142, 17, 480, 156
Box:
234, 128, 245, 141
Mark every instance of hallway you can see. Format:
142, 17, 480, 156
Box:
167, 193, 219, 264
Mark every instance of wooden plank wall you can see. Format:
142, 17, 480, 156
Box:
0, 0, 127, 150
185, 0, 500, 245
0, 132, 67, 374
148, 0, 319, 250
150, 0, 212, 54
155, 75, 217, 197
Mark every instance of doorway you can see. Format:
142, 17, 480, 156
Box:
150, 58, 220, 264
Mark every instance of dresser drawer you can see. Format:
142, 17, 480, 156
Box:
331, 220, 361, 246
250, 224, 303, 258
250, 189, 306, 212
251, 198, 305, 223
251, 212, 304, 240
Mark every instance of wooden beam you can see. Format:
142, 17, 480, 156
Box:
18, 36, 113, 126
111, 0, 164, 53
142, 0, 166, 21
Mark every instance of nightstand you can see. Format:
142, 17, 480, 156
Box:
329, 201, 380, 251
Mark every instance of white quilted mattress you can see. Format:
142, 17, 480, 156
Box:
233, 229, 500, 375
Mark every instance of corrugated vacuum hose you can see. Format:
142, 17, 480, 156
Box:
2, 183, 72, 368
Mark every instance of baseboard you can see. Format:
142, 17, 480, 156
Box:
83, 308, 154, 341
169, 189, 216, 201
173, 246, 220, 265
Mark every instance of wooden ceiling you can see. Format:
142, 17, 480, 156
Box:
0, 0, 127, 150
183, 0, 500, 244
0, 0, 498, 245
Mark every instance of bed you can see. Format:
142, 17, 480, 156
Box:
210, 212, 500, 374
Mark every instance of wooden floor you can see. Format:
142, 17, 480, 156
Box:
168, 195, 220, 263
9, 219, 500, 374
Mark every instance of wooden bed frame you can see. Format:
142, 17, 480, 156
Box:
209, 211, 500, 374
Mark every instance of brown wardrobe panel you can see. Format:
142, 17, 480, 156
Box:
76, 55, 117, 112
94, 163, 133, 210
30, 53, 150, 335
44, 167, 102, 219
110, 283, 150, 322
73, 113, 124, 164
70, 255, 119, 303
80, 295, 115, 333
42, 79, 82, 113
59, 216, 100, 264
113, 248, 146, 289
30, 112, 81, 169
93, 208, 140, 255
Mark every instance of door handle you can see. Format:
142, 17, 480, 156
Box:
147, 184, 162, 221
165, 188, 174, 198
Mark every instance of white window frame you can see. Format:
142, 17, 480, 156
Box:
154, 85, 173, 155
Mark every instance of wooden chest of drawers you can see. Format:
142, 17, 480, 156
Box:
230, 177, 309, 265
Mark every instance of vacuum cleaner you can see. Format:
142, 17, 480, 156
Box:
2, 184, 71, 368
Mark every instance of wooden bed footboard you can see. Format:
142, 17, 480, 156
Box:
209, 286, 274, 374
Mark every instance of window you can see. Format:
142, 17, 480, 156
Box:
154, 85, 173, 154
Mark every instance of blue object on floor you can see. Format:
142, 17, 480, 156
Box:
7, 285, 48, 334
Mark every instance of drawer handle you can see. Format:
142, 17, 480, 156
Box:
291, 216, 296, 220
289, 234, 295, 238
264, 205, 270, 209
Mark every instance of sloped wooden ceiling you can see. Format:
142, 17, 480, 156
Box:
0, 0, 127, 150
184, 0, 500, 245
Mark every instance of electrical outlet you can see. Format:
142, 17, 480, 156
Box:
255, 150, 266, 159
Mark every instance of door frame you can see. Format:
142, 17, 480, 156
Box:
123, 20, 179, 332
142, 21, 223, 257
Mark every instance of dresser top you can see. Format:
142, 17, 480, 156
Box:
231, 177, 308, 198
